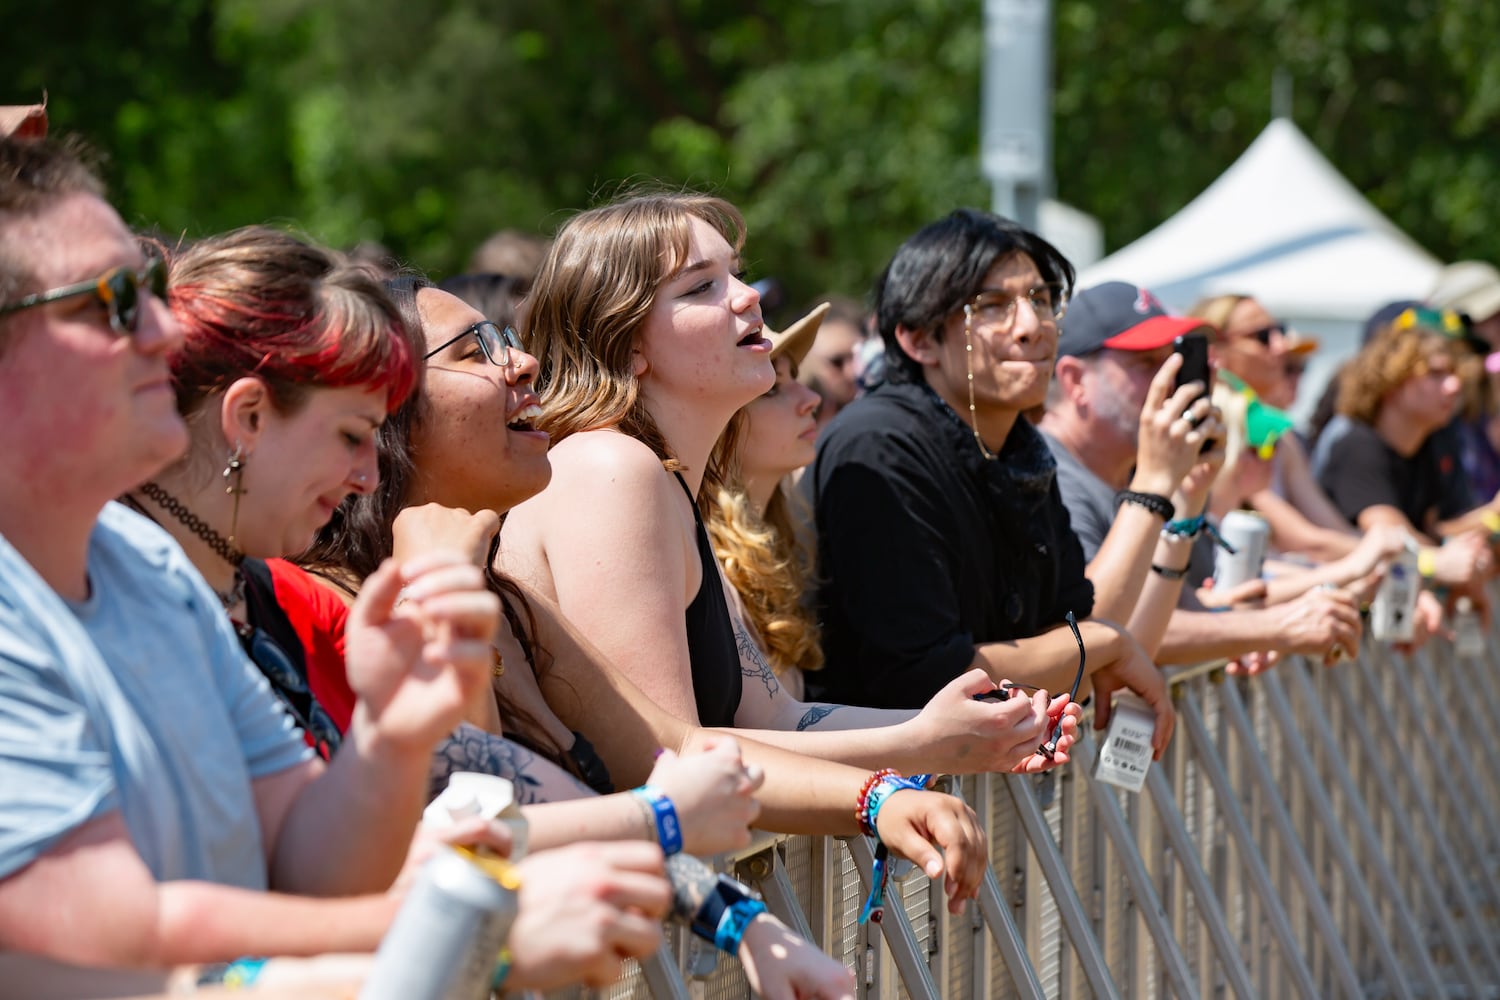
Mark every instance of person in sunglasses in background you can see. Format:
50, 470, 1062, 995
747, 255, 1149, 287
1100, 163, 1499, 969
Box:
1038, 282, 1360, 674
806, 210, 1175, 757
1188, 293, 1384, 565
0, 137, 675, 999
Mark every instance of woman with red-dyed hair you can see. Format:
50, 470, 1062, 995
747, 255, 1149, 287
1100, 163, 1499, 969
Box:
121, 225, 432, 759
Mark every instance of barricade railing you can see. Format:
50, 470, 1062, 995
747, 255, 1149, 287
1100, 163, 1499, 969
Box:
595, 620, 1500, 999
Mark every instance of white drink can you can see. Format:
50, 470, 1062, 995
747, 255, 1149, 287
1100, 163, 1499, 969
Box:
1213, 510, 1270, 592
359, 847, 518, 1000
1370, 541, 1422, 643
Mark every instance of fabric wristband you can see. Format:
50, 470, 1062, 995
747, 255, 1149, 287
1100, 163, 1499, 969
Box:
689, 873, 763, 951
1117, 490, 1175, 522
1418, 547, 1437, 580
631, 785, 683, 855
490, 947, 513, 991
714, 898, 769, 954
1162, 514, 1205, 539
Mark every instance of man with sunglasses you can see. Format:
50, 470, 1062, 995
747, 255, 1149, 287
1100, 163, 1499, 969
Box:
807, 210, 1175, 758
0, 137, 515, 994
1040, 282, 1364, 673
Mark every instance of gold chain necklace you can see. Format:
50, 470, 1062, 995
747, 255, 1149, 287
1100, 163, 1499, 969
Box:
962, 306, 997, 461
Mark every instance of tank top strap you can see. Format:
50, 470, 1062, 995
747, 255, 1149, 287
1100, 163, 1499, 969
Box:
671, 469, 703, 523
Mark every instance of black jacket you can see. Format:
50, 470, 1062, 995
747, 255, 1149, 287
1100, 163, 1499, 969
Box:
807, 382, 1094, 709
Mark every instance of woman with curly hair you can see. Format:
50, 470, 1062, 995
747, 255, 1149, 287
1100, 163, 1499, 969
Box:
707, 304, 828, 699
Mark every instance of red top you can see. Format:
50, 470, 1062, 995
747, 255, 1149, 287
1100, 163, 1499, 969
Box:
266, 559, 357, 733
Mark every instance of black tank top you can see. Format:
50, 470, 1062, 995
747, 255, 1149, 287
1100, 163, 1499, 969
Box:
674, 471, 742, 727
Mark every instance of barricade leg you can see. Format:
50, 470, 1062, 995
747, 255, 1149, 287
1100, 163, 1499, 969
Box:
1003, 773, 1124, 1000
1177, 688, 1322, 998
1069, 735, 1199, 999
1261, 668, 1432, 1000
1218, 675, 1366, 998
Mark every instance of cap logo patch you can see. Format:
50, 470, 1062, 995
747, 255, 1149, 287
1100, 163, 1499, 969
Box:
1134, 288, 1161, 315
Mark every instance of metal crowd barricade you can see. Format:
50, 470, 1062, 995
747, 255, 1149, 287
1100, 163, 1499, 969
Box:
597, 618, 1500, 999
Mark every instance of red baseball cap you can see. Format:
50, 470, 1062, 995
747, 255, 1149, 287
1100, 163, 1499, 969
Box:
1058, 282, 1209, 357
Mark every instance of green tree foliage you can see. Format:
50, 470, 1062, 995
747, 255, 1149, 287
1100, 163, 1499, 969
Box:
5, 2, 1500, 314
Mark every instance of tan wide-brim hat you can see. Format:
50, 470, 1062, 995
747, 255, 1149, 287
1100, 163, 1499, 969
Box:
0, 101, 47, 140
766, 301, 831, 368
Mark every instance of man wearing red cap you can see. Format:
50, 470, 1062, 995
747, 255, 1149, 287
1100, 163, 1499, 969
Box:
1040, 282, 1362, 670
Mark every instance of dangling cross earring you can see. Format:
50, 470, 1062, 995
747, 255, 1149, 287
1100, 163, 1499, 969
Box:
223, 443, 247, 546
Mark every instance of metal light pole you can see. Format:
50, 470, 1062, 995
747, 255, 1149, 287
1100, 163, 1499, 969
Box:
981, 0, 1052, 230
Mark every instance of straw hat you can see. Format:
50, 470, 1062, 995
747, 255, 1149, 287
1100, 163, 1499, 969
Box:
765, 302, 831, 368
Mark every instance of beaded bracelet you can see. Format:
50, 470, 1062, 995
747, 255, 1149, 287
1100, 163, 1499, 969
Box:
631, 785, 684, 855
855, 768, 899, 836
1117, 490, 1175, 522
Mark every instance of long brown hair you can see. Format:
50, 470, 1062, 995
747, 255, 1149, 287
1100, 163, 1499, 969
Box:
525, 190, 748, 510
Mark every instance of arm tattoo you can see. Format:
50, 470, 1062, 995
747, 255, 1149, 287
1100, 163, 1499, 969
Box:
795, 703, 843, 731
735, 623, 780, 699
429, 723, 574, 805
664, 852, 722, 924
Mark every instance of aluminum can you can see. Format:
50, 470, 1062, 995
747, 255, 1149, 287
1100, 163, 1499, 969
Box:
359, 847, 518, 1000
1213, 510, 1269, 592
1370, 542, 1421, 643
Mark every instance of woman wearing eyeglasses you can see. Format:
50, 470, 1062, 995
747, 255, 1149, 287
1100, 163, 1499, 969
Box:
301, 275, 1004, 998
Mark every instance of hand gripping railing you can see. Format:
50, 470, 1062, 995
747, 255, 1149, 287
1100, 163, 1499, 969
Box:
591, 616, 1500, 1000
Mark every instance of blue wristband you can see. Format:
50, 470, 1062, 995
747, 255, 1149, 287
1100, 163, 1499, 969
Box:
632, 785, 683, 855
864, 773, 929, 844
713, 898, 769, 954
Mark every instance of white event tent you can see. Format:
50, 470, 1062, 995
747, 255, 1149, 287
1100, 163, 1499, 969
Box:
1078, 117, 1443, 421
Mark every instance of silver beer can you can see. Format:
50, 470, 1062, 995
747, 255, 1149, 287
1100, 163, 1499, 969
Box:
1370, 542, 1421, 643
1213, 510, 1270, 592
359, 846, 518, 1000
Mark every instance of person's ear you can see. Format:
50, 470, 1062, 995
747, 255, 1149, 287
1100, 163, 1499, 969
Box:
219, 376, 271, 454
894, 323, 944, 368
629, 347, 650, 378
1053, 356, 1089, 403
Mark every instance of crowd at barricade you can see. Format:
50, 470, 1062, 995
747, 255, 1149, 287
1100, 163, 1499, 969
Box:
2, 104, 1498, 999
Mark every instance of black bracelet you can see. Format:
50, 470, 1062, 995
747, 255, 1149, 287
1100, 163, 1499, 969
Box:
1151, 561, 1191, 580
1117, 490, 1175, 522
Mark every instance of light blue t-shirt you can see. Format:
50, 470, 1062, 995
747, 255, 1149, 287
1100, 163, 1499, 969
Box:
0, 502, 311, 887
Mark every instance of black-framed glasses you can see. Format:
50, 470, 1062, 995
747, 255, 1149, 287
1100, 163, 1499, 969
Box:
237, 622, 342, 759
962, 282, 1068, 326
424, 320, 523, 367
0, 256, 167, 335
1243, 323, 1286, 346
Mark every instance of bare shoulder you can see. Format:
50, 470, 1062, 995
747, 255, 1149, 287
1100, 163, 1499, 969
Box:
549, 430, 676, 493
507, 429, 690, 559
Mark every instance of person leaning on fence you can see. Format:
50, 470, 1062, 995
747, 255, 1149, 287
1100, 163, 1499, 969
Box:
1312, 310, 1500, 604
0, 134, 483, 991
805, 209, 1174, 757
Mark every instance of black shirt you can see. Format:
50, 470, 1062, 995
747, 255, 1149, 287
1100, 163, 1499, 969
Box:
673, 471, 743, 727
807, 382, 1094, 709
1316, 417, 1473, 533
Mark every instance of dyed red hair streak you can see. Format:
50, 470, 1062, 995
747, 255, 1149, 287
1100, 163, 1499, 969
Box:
167, 226, 416, 418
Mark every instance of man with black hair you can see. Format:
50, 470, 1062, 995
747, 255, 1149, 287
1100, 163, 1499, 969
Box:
807, 210, 1173, 756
